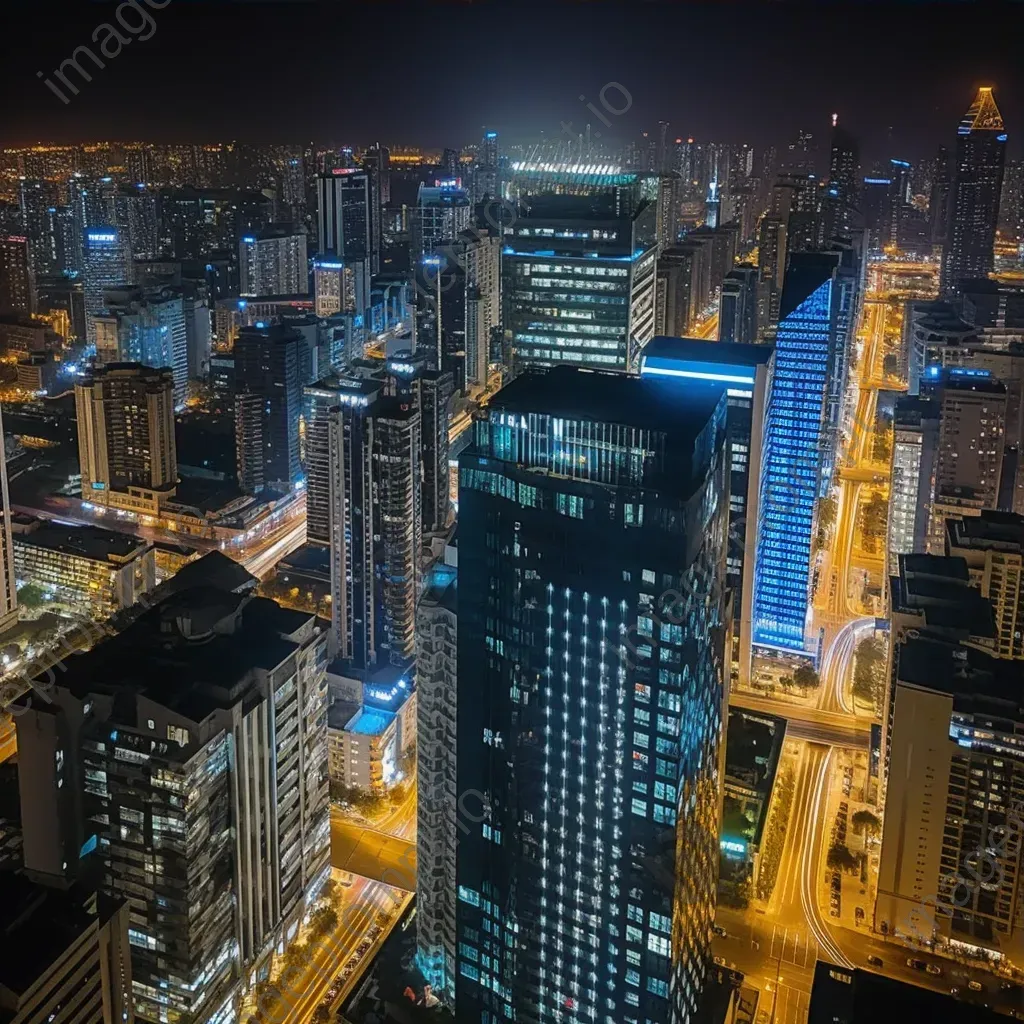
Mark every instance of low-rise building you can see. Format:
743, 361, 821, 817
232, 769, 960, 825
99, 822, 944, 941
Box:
12, 517, 156, 620
328, 702, 399, 794
15, 352, 57, 395
721, 709, 786, 896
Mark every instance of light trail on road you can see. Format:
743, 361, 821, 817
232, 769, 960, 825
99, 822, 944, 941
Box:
800, 748, 855, 969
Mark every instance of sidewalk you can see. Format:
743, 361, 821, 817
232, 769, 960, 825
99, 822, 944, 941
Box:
817, 747, 878, 934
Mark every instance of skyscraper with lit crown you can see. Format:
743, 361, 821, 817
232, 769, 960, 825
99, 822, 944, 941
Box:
940, 87, 1007, 297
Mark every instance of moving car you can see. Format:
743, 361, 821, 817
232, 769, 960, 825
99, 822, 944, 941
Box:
968, 980, 983, 992
907, 958, 926, 970
866, 955, 883, 967
926, 964, 942, 976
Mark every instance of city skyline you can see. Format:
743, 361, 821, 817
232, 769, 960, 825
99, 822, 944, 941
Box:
7, 8, 1024, 1024
0, 1, 1021, 164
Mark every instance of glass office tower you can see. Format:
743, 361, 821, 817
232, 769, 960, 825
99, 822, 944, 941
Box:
752, 253, 840, 654
502, 169, 658, 373
455, 366, 729, 1024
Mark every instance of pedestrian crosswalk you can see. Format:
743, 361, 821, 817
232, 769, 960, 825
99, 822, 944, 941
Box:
769, 924, 820, 968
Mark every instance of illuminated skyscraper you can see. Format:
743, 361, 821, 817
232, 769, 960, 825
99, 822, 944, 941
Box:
921, 366, 1007, 552
825, 116, 859, 238
361, 143, 390, 273
752, 253, 845, 655
415, 560, 458, 1004
503, 171, 658, 372
15, 557, 331, 1024
239, 225, 308, 297
326, 379, 422, 672
0, 234, 34, 316
75, 363, 178, 516
18, 178, 62, 278
313, 255, 367, 320
82, 227, 133, 345
455, 366, 729, 1023
940, 87, 1007, 297
316, 169, 371, 312
473, 130, 500, 203
93, 286, 189, 406
412, 179, 471, 260
887, 395, 940, 571
719, 264, 759, 345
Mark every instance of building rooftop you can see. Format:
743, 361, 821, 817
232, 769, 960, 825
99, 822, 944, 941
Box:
891, 553, 996, 641
421, 564, 457, 613
897, 632, 1022, 716
157, 549, 257, 599
641, 335, 774, 377
809, 961, 1003, 1023
894, 394, 939, 428
947, 510, 1024, 554
343, 706, 396, 736
0, 877, 118, 1015
489, 365, 725, 439
41, 553, 313, 729
13, 518, 148, 563
779, 251, 841, 322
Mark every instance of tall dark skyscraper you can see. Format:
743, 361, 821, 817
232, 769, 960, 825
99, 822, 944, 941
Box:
234, 323, 304, 493
361, 143, 389, 274
940, 87, 1007, 297
316, 168, 371, 312
0, 234, 34, 315
455, 366, 729, 1024
825, 115, 859, 238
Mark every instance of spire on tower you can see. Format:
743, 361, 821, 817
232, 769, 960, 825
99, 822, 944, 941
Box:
959, 86, 1005, 135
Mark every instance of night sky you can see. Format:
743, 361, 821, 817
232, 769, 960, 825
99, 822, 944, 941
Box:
5, 0, 1024, 165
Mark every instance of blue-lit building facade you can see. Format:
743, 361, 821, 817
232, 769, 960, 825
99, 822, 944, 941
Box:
502, 172, 658, 373
640, 336, 773, 688
455, 366, 729, 1024
752, 253, 848, 656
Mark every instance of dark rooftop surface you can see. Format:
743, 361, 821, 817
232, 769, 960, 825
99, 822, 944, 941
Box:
157, 549, 257, 599
642, 335, 774, 370
948, 510, 1024, 552
896, 633, 1020, 710
56, 587, 313, 724
45, 552, 312, 726
809, 962, 1003, 1024
891, 553, 996, 640
13, 520, 147, 562
894, 394, 939, 426
0, 877, 108, 1007
779, 252, 840, 322
489, 366, 726, 439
